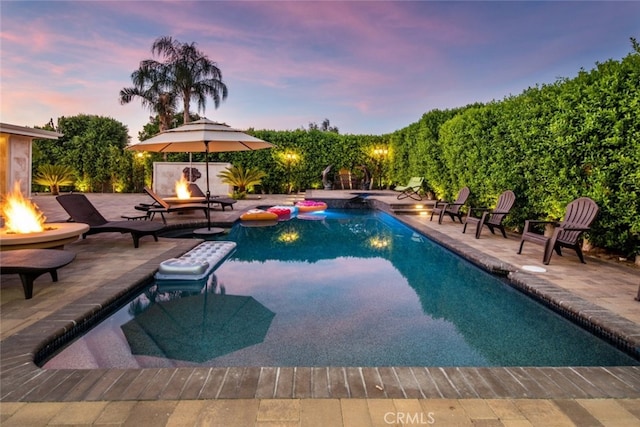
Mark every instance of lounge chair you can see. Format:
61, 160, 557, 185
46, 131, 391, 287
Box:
430, 186, 470, 224
517, 197, 599, 265
186, 183, 236, 211
395, 177, 424, 200
56, 194, 164, 248
463, 190, 516, 239
139, 187, 214, 224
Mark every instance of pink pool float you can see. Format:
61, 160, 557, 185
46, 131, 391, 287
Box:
295, 200, 328, 213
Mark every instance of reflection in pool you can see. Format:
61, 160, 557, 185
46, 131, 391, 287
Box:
44, 210, 639, 368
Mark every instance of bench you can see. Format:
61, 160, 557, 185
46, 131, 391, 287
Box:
0, 249, 76, 299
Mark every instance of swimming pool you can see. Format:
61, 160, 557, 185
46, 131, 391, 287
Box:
43, 209, 638, 368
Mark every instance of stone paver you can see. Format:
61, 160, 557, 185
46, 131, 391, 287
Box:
1, 191, 639, 426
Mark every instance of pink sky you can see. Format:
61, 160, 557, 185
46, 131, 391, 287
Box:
1, 1, 638, 142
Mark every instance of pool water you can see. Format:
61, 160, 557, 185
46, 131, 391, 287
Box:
44, 210, 638, 368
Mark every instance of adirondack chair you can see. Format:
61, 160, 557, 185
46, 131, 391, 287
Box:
463, 190, 516, 239
395, 177, 424, 200
430, 187, 470, 224
517, 197, 599, 265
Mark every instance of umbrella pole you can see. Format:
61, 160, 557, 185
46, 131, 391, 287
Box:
193, 141, 223, 237
205, 141, 211, 230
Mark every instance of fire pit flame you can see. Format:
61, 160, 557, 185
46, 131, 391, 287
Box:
1, 182, 46, 234
175, 176, 192, 200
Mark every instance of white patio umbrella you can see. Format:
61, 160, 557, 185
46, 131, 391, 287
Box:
127, 118, 274, 233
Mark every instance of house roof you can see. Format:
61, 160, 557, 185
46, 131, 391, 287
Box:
0, 123, 62, 139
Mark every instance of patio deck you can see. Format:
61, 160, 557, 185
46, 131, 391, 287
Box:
1, 190, 639, 426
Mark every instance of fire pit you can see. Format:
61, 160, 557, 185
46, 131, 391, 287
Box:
0, 223, 90, 251
0, 182, 89, 251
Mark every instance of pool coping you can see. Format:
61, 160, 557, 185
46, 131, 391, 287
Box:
1, 205, 640, 402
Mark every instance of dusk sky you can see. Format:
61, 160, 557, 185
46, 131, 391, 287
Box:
1, 1, 638, 143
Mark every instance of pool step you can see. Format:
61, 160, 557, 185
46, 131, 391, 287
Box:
389, 201, 435, 216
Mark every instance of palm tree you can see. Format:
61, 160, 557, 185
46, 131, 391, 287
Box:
119, 66, 177, 132
147, 36, 228, 124
34, 164, 75, 195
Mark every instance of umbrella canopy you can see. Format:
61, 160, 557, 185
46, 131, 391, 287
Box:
121, 293, 276, 363
126, 118, 274, 153
126, 118, 274, 231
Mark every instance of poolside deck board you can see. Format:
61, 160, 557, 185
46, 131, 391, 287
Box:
179, 367, 211, 400
59, 369, 109, 402
292, 367, 313, 398
460, 367, 502, 398
360, 367, 387, 398
536, 367, 592, 399
409, 367, 445, 398
376, 367, 405, 398
199, 367, 228, 399
393, 367, 424, 398
117, 369, 162, 401
100, 369, 144, 401
158, 367, 194, 400
216, 366, 245, 399
255, 366, 278, 398
139, 368, 178, 400
503, 367, 554, 398
327, 367, 350, 398
344, 367, 367, 398
274, 367, 296, 398
310, 367, 331, 398
235, 367, 262, 399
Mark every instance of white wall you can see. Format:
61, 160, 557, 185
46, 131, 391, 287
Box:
6, 135, 32, 197
152, 162, 232, 197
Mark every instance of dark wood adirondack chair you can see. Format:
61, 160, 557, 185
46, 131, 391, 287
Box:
517, 197, 599, 265
463, 190, 516, 239
430, 186, 470, 224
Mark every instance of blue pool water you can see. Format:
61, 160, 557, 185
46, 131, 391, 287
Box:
44, 209, 638, 368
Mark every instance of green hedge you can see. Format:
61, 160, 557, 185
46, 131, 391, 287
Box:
388, 42, 639, 257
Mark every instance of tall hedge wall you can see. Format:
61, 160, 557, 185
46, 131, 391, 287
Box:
387, 43, 639, 257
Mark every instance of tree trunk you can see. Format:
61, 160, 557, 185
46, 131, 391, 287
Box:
183, 94, 190, 124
